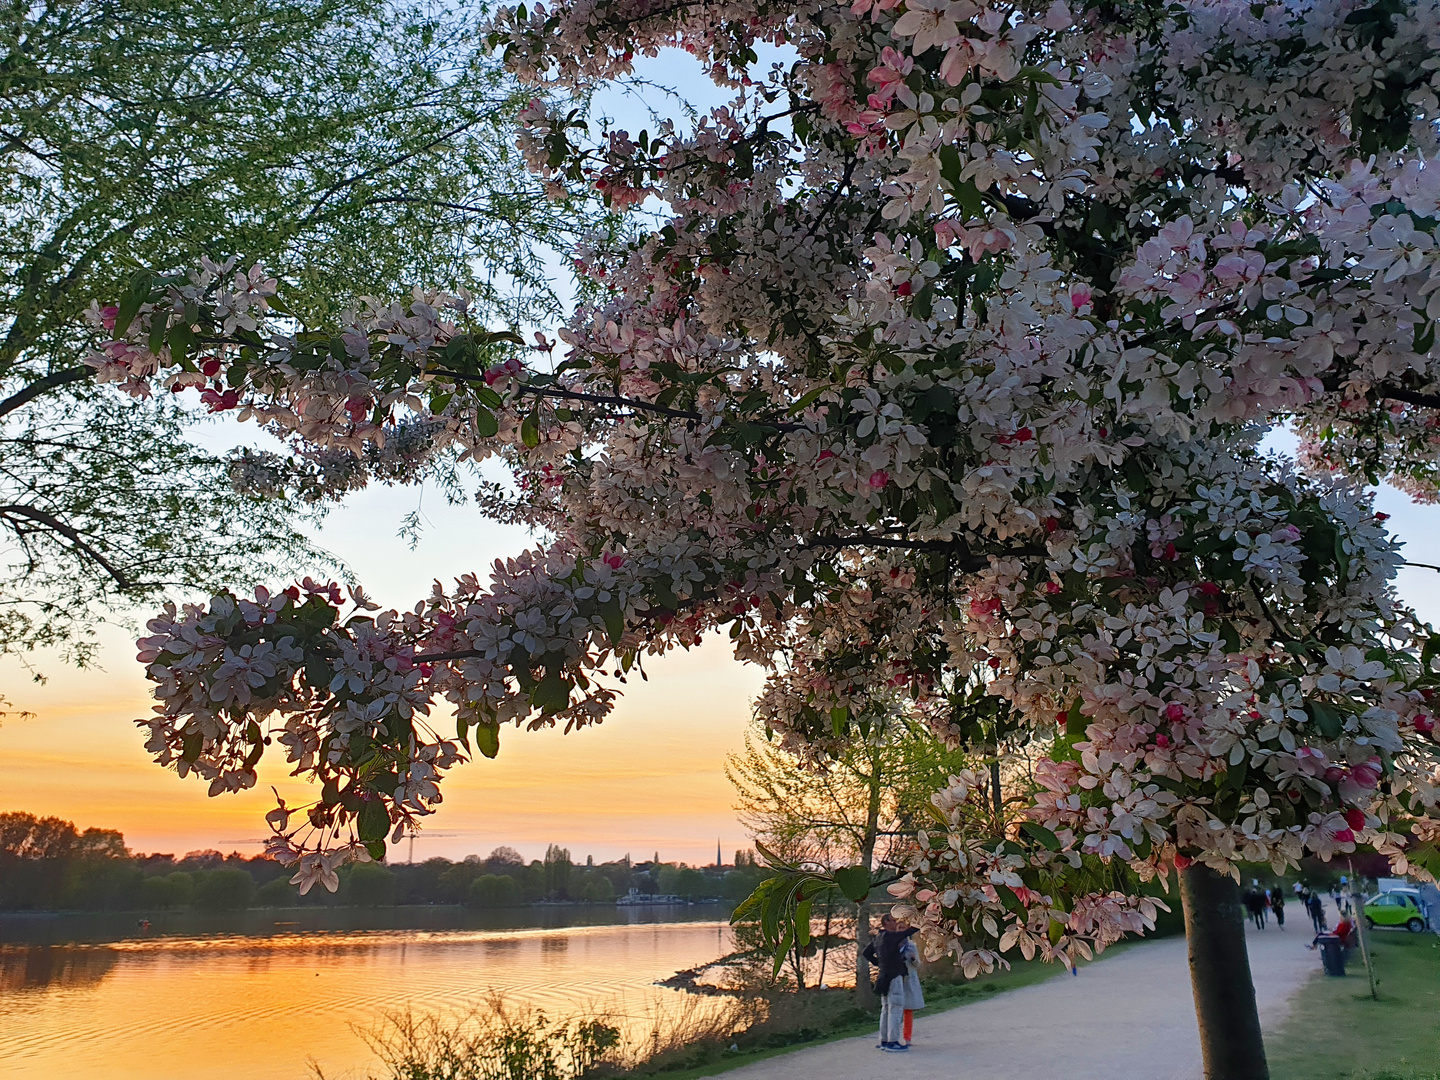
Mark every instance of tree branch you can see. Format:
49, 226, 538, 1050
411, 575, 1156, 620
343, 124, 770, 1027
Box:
0, 366, 93, 419
1376, 384, 1440, 410
428, 368, 804, 430
0, 503, 132, 589
412, 649, 486, 663
806, 533, 1045, 565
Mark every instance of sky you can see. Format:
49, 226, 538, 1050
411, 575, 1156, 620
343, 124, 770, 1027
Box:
7, 51, 1440, 870
0, 475, 766, 865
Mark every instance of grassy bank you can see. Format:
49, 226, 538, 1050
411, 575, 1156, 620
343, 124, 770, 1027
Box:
1266, 930, 1440, 1080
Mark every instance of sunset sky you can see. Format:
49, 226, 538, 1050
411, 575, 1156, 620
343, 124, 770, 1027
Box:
0, 474, 765, 865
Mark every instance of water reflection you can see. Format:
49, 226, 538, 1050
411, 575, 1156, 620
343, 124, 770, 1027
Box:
0, 901, 719, 947
0, 917, 735, 1080
0, 945, 116, 992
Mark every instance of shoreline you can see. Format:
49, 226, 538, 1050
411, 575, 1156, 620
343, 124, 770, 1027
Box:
0, 901, 734, 947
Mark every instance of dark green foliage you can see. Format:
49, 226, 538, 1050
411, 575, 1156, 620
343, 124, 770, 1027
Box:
2, 811, 743, 912
255, 876, 297, 907
544, 844, 573, 899
191, 868, 254, 911
576, 873, 614, 902
435, 861, 484, 904
138, 872, 195, 910
467, 874, 521, 908
346, 862, 397, 907
657, 865, 708, 900
0, 0, 586, 668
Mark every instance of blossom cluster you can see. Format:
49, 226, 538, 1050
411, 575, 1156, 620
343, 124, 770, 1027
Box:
95, 0, 1440, 958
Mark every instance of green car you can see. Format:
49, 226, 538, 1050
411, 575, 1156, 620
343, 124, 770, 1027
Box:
1362, 892, 1429, 932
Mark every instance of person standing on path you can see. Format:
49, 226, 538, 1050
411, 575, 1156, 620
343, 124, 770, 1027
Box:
862, 914, 917, 1053
1308, 891, 1328, 933
1271, 889, 1285, 930
899, 929, 925, 1047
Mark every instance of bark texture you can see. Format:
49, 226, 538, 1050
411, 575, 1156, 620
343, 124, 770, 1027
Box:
1180, 864, 1269, 1080
852, 774, 882, 1010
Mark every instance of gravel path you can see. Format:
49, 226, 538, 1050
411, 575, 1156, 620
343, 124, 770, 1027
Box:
723, 924, 1318, 1080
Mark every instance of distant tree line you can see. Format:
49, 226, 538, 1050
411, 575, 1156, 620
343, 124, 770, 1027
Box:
0, 813, 768, 913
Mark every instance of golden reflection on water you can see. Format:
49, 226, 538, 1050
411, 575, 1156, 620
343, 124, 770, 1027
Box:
0, 922, 734, 1080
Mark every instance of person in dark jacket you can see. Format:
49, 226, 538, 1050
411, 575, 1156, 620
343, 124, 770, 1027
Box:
1242, 886, 1266, 930
862, 915, 918, 1052
1307, 892, 1328, 933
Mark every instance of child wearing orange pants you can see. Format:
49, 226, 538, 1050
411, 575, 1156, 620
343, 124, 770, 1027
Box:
899, 933, 924, 1046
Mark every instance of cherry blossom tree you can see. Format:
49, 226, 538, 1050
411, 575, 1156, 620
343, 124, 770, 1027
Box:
85, 0, 1440, 1076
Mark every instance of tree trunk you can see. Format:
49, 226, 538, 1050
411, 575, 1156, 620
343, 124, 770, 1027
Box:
818, 893, 833, 988
1180, 864, 1269, 1080
853, 762, 883, 1010
989, 756, 1002, 816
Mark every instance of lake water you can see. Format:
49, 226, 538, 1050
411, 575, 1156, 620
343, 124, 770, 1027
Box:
0, 906, 736, 1080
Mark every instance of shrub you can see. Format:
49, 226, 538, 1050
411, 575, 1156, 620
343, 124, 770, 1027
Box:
347, 862, 397, 907
580, 874, 614, 902
467, 874, 521, 908
191, 868, 254, 911
139, 871, 194, 910
349, 1007, 621, 1080
256, 876, 297, 907
436, 863, 483, 904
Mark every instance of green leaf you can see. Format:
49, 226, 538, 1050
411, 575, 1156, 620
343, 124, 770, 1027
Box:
113, 272, 152, 337
475, 406, 499, 438
833, 865, 871, 903
794, 899, 812, 948
1219, 621, 1242, 654
598, 596, 624, 647
754, 840, 785, 869
786, 385, 829, 415
168, 321, 195, 368
532, 669, 569, 713
520, 412, 540, 448
1219, 756, 1249, 794
364, 839, 386, 861
1305, 700, 1345, 739
730, 875, 778, 924
180, 729, 203, 763
772, 925, 794, 977
475, 723, 500, 759
1019, 821, 1062, 851
1408, 842, 1440, 880
357, 799, 390, 841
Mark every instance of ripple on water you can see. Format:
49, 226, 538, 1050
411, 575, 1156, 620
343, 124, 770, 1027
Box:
0, 920, 736, 1080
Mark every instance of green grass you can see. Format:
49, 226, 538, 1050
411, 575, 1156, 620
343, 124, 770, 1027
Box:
1266, 931, 1440, 1080
628, 952, 1080, 1079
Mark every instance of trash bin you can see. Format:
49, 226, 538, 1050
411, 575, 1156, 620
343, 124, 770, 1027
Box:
1317, 934, 1346, 977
